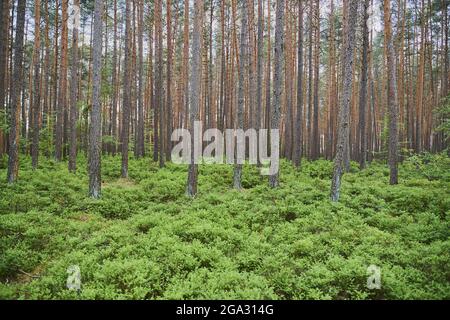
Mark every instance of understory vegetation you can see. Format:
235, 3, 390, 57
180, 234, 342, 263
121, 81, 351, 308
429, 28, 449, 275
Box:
0, 154, 449, 300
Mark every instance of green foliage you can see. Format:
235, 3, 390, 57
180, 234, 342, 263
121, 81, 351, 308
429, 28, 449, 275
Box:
0, 154, 449, 299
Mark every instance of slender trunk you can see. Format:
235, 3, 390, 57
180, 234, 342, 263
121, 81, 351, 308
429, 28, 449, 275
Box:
155, 0, 164, 168
166, 0, 173, 160
265, 0, 271, 131
311, 0, 320, 160
294, 0, 304, 168
56, 0, 68, 161
7, 0, 26, 183
256, 0, 263, 134
186, 0, 204, 197
121, 0, 132, 178
0, 0, 10, 154
69, 0, 80, 172
111, 0, 118, 155
307, 0, 313, 159
358, 0, 369, 169
233, 0, 248, 190
384, 0, 399, 185
89, 0, 103, 198
269, 0, 285, 188
330, 0, 358, 202
136, 0, 145, 158
31, 0, 42, 169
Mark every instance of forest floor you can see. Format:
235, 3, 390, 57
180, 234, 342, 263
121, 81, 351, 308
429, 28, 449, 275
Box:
0, 153, 449, 299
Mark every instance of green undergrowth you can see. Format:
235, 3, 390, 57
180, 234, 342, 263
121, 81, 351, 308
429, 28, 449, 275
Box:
0, 153, 448, 299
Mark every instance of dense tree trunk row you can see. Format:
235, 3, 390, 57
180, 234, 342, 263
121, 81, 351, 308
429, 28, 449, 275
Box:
2, 0, 449, 200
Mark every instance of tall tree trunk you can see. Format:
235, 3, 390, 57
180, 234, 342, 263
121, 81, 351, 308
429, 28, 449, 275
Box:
330, 0, 358, 202
269, 0, 285, 188
31, 0, 42, 169
327, 0, 337, 160
358, 0, 369, 169
182, 0, 190, 131
233, 0, 248, 190
136, 0, 145, 158
384, 0, 399, 185
121, 0, 132, 178
256, 0, 263, 135
415, 0, 425, 153
155, 0, 164, 168
7, 0, 26, 183
111, 0, 118, 156
166, 0, 173, 160
186, 0, 204, 197
0, 0, 10, 156
89, 0, 103, 198
42, 0, 51, 135
294, 0, 304, 168
311, 0, 320, 160
307, 0, 313, 160
207, 0, 214, 130
284, 3, 293, 160
265, 0, 271, 132
56, 0, 68, 161
52, 0, 59, 157
69, 0, 80, 172
219, 0, 226, 131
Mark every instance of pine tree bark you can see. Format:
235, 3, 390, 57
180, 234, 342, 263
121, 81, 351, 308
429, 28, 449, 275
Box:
330, 0, 358, 202
69, 0, 80, 172
31, 0, 42, 170
307, 0, 313, 160
136, 0, 145, 158
186, 0, 204, 197
42, 0, 51, 135
294, 0, 304, 168
155, 0, 164, 168
0, 0, 10, 154
121, 0, 132, 178
233, 0, 248, 190
269, 0, 285, 188
384, 0, 399, 185
358, 0, 369, 169
88, 0, 103, 198
7, 0, 26, 183
56, 0, 68, 161
265, 0, 271, 132
256, 0, 263, 134
415, 0, 425, 153
311, 0, 320, 160
166, 0, 173, 160
111, 0, 118, 156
